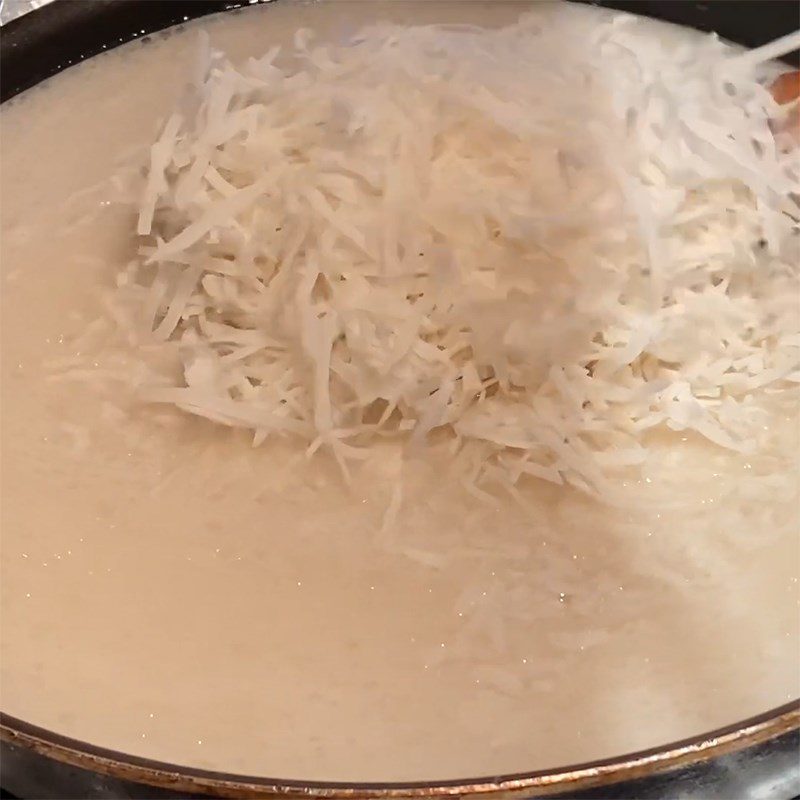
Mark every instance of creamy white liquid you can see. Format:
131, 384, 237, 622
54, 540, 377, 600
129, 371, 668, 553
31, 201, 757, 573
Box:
1, 0, 798, 782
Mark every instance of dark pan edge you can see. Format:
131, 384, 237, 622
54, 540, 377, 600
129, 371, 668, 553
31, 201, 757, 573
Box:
2, 703, 799, 797
1, 0, 797, 103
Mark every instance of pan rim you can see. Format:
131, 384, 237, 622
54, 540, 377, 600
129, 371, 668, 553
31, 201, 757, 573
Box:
3, 700, 799, 794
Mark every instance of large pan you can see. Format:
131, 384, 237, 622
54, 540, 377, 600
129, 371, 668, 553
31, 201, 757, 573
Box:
1, 2, 798, 798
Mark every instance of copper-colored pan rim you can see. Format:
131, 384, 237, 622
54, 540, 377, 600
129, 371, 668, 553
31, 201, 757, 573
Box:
2, 702, 798, 797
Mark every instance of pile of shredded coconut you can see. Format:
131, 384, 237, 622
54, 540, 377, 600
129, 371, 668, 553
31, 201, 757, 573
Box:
110, 11, 800, 500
